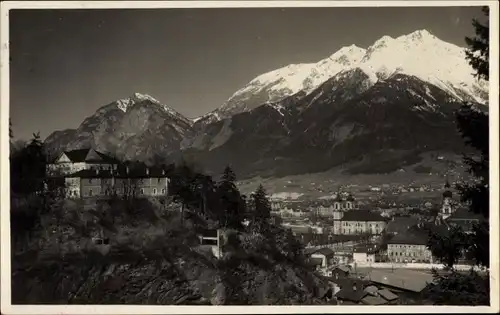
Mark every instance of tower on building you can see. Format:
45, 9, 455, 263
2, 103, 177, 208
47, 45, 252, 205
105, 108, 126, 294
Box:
440, 179, 454, 219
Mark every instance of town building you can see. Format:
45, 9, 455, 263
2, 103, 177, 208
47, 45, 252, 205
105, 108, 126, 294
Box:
63, 165, 170, 199
339, 210, 387, 235
386, 227, 433, 263
47, 148, 120, 176
353, 245, 379, 264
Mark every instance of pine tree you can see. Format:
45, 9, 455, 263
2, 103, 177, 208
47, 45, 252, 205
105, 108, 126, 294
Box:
11, 132, 47, 195
456, 5, 490, 266
250, 184, 271, 233
465, 6, 489, 81
424, 7, 491, 305
217, 166, 244, 230
168, 161, 198, 223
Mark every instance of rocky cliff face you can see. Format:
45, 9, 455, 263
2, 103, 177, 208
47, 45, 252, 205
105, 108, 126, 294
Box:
44, 93, 194, 163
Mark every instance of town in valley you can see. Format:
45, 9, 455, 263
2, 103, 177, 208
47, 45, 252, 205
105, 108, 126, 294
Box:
5, 3, 493, 308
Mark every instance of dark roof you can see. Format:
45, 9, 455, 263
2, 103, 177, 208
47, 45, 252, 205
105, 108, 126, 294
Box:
378, 289, 398, 301
341, 210, 386, 222
61, 148, 119, 163
387, 228, 429, 245
335, 288, 368, 302
313, 247, 335, 257
386, 217, 420, 234
66, 167, 169, 179
63, 148, 90, 162
328, 234, 367, 243
325, 275, 369, 291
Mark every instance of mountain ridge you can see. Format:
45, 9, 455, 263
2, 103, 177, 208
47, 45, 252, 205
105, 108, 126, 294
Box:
43, 29, 488, 178
195, 29, 487, 127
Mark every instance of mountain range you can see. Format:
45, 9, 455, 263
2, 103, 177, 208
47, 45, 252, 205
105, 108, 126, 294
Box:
44, 29, 488, 179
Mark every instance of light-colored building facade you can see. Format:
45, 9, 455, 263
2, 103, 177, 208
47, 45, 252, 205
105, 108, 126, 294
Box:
47, 148, 119, 176
65, 167, 170, 199
339, 210, 387, 235
387, 229, 433, 263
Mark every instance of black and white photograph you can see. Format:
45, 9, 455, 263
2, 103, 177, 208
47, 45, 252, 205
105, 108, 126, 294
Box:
1, 0, 498, 313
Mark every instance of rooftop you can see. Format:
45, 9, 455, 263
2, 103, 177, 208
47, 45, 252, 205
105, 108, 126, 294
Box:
55, 148, 119, 164
313, 247, 335, 257
362, 269, 433, 292
386, 216, 420, 234
66, 165, 169, 179
387, 227, 429, 246
341, 210, 387, 222
335, 288, 368, 302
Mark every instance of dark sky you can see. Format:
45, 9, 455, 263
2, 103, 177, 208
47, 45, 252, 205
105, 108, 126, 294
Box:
9, 6, 485, 140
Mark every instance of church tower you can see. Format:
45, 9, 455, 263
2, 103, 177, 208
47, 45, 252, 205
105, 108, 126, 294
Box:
440, 179, 454, 219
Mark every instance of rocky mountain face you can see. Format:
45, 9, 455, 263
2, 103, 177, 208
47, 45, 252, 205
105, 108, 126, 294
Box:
44, 93, 194, 162
184, 70, 471, 178
45, 30, 488, 177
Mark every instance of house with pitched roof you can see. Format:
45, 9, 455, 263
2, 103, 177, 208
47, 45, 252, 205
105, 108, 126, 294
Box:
386, 216, 420, 235
47, 148, 119, 176
387, 227, 433, 263
306, 247, 336, 269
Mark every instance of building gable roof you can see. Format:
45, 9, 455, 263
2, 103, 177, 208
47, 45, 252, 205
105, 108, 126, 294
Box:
378, 289, 398, 301
314, 247, 335, 257
56, 148, 119, 164
386, 216, 420, 234
341, 210, 386, 222
387, 227, 429, 246
335, 288, 368, 302
66, 166, 169, 179
366, 269, 433, 293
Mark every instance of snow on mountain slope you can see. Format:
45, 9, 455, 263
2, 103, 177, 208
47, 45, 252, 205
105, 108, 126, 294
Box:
199, 29, 487, 125
359, 30, 487, 103
238, 44, 367, 97
116, 92, 192, 126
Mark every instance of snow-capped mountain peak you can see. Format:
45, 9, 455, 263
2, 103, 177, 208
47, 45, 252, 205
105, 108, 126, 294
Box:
199, 29, 487, 125
131, 92, 161, 104
113, 93, 192, 125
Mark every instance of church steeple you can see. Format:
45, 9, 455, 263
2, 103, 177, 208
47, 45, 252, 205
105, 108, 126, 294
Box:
440, 178, 453, 218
